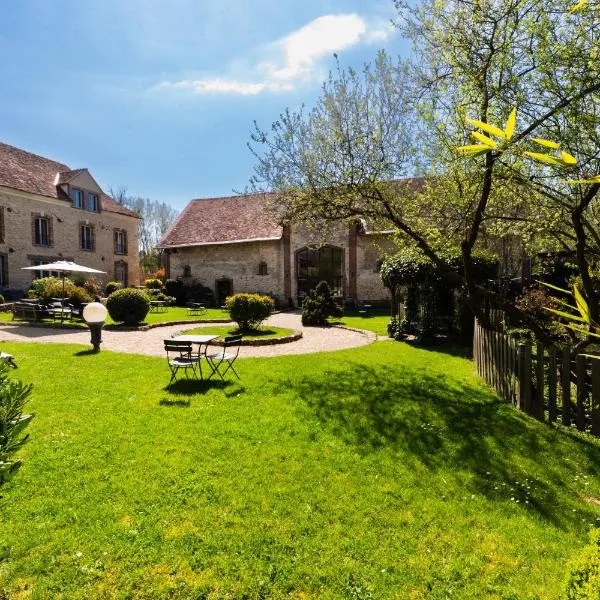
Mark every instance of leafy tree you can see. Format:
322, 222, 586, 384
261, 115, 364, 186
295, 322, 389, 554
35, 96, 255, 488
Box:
249, 0, 600, 343
109, 187, 179, 275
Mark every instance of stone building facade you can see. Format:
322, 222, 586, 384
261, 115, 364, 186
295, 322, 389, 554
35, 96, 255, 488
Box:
0, 143, 140, 294
157, 193, 396, 306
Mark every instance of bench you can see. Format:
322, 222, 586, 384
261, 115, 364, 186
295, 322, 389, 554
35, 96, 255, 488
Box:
12, 301, 49, 322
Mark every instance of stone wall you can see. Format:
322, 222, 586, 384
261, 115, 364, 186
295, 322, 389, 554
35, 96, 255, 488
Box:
167, 240, 284, 300
0, 187, 140, 292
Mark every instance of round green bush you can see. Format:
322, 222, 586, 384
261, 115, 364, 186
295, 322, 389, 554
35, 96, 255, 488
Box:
225, 293, 275, 331
565, 529, 600, 599
145, 278, 164, 290
105, 281, 122, 296
106, 288, 150, 325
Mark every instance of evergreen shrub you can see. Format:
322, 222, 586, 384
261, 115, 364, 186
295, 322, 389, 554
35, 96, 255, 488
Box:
226, 293, 275, 331
301, 281, 343, 326
106, 288, 150, 325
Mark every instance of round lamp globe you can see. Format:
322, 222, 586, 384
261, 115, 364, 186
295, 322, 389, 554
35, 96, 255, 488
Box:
83, 302, 108, 324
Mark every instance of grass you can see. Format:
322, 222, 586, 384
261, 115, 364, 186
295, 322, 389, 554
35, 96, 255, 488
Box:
181, 325, 295, 340
1, 340, 600, 598
1, 306, 231, 328
334, 308, 391, 336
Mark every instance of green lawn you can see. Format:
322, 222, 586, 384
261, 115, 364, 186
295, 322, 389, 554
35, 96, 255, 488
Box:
1, 340, 599, 598
0, 306, 231, 327
181, 325, 295, 340
334, 309, 391, 336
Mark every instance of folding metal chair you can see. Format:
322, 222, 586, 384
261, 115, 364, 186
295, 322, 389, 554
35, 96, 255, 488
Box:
205, 335, 242, 380
164, 340, 201, 386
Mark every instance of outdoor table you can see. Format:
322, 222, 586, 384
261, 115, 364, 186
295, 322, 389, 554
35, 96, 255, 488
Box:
186, 302, 207, 317
150, 300, 168, 313
171, 335, 218, 380
48, 307, 72, 321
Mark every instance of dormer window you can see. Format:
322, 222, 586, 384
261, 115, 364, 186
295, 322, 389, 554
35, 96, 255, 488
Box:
71, 188, 83, 209
87, 193, 99, 212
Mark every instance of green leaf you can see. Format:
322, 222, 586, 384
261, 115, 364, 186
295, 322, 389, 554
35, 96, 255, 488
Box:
545, 307, 587, 323
455, 144, 491, 156
530, 138, 560, 149
471, 131, 497, 148
523, 152, 564, 167
566, 175, 600, 184
465, 118, 507, 140
560, 151, 577, 165
568, 0, 589, 13
504, 108, 517, 140
573, 285, 590, 322
538, 280, 571, 295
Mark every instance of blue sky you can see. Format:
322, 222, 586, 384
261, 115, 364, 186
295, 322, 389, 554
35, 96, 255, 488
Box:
0, 1, 410, 211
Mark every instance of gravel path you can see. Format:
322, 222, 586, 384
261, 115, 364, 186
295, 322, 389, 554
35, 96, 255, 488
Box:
0, 311, 375, 358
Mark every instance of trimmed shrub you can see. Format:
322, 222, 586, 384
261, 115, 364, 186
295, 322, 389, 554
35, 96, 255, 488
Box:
0, 359, 34, 487
105, 281, 122, 296
106, 288, 150, 325
301, 281, 343, 326
564, 528, 600, 599
145, 278, 164, 290
226, 293, 275, 331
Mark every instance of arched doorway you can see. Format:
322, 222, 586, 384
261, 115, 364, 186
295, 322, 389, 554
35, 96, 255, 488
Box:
215, 278, 233, 306
296, 246, 344, 301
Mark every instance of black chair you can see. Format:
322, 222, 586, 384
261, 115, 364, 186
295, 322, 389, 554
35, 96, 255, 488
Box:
205, 335, 242, 381
164, 340, 201, 386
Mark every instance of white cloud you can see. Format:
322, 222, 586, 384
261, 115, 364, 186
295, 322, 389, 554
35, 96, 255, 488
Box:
156, 13, 395, 96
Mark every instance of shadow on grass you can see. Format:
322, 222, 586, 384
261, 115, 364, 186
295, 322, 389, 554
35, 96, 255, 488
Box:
161, 378, 232, 396
284, 359, 600, 529
73, 349, 99, 356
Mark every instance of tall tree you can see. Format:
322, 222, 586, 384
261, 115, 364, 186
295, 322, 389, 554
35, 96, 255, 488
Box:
108, 187, 179, 275
249, 0, 600, 341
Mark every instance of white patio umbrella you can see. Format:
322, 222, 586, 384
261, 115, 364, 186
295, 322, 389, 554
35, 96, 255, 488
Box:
22, 261, 106, 318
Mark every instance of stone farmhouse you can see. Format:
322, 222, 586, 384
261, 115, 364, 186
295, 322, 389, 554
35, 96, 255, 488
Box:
0, 142, 140, 295
157, 192, 399, 307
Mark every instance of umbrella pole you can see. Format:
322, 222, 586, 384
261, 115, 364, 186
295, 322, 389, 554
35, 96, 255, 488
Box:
61, 273, 65, 323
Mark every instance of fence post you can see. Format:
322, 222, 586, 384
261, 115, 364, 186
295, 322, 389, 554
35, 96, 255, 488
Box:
518, 343, 532, 414
591, 356, 600, 437
547, 347, 557, 424
534, 342, 545, 421
562, 348, 572, 426
576, 354, 588, 432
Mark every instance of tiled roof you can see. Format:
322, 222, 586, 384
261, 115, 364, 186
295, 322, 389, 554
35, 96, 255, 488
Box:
158, 193, 282, 248
0, 142, 139, 218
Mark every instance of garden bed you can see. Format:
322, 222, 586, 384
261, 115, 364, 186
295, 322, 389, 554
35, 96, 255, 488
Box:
180, 324, 301, 345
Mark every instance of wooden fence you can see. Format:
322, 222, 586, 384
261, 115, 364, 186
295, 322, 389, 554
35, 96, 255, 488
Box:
473, 319, 600, 436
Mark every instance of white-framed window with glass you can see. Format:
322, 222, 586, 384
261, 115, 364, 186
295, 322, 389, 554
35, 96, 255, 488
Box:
71, 188, 83, 209
87, 193, 99, 212
114, 229, 127, 255
32, 258, 59, 279
80, 224, 94, 251
114, 261, 128, 287
33, 216, 50, 246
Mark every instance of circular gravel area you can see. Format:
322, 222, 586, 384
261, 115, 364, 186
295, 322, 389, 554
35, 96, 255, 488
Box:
0, 311, 375, 358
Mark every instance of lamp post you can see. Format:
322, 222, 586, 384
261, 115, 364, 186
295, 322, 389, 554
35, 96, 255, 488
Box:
82, 302, 108, 352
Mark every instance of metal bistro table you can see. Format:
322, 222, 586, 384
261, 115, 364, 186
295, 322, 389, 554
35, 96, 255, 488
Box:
150, 300, 168, 313
171, 334, 218, 380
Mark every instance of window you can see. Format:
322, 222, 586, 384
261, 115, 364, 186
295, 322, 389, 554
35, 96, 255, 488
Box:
71, 188, 83, 209
32, 215, 51, 246
114, 229, 127, 255
0, 253, 7, 287
80, 224, 94, 251
182, 265, 191, 278
30, 258, 59, 279
258, 261, 268, 276
114, 261, 128, 287
87, 193, 99, 212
